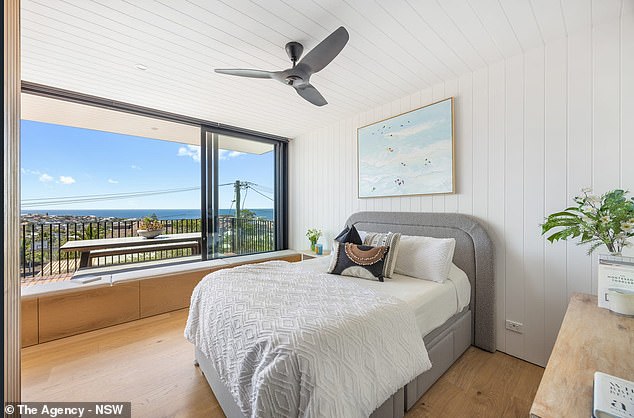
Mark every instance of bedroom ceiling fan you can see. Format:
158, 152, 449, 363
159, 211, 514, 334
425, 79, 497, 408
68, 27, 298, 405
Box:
214, 26, 349, 107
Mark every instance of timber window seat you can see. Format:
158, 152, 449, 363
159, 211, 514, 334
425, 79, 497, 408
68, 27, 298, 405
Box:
21, 250, 301, 347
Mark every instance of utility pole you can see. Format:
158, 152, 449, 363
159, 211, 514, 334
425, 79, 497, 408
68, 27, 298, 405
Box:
234, 180, 241, 220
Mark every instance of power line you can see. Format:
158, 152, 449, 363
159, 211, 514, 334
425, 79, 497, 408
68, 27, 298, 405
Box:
22, 187, 198, 203
250, 184, 273, 194
242, 187, 249, 208
21, 187, 199, 207
246, 185, 274, 201
22, 181, 273, 208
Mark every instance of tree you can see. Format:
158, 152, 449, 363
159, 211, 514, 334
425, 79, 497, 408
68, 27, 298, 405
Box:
240, 209, 256, 219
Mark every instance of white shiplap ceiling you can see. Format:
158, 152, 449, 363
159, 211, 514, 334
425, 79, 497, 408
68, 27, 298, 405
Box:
21, 0, 629, 138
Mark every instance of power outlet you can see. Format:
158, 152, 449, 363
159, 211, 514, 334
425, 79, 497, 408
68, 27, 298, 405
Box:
505, 320, 524, 334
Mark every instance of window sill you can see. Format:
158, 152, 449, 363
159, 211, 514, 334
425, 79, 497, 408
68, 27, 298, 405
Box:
21, 249, 299, 299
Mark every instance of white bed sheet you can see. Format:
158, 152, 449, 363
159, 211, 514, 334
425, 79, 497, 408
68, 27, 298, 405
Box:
298, 257, 471, 336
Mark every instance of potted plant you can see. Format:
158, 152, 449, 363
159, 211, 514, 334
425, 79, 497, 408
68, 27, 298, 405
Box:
306, 228, 322, 252
137, 214, 165, 239
542, 188, 634, 255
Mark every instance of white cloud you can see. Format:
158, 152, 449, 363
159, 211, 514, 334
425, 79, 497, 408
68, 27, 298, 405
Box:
218, 149, 243, 160
38, 173, 53, 182
23, 168, 42, 176
59, 176, 76, 185
108, 179, 119, 184
177, 145, 201, 162
130, 165, 142, 170
175, 146, 241, 162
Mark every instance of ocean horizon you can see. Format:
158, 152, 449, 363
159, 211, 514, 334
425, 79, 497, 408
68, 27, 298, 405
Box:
20, 208, 274, 220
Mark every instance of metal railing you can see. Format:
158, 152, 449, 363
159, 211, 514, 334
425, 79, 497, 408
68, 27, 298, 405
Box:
20, 216, 275, 281
217, 217, 275, 255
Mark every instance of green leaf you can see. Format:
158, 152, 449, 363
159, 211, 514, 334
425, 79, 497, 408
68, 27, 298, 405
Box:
586, 241, 605, 255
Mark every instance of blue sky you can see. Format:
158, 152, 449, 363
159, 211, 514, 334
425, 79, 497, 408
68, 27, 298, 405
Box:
20, 120, 274, 210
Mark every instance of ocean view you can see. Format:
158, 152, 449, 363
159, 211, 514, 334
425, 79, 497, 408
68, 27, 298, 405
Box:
21, 208, 274, 220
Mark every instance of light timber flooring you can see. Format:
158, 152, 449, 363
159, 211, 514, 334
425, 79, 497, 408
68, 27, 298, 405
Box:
22, 309, 544, 417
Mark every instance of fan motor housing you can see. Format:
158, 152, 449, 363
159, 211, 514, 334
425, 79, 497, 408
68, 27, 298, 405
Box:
285, 74, 303, 86
285, 42, 304, 65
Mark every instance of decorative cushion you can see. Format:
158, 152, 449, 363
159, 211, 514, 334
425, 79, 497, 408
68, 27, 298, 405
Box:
362, 232, 401, 278
334, 224, 362, 244
394, 235, 456, 283
328, 241, 389, 282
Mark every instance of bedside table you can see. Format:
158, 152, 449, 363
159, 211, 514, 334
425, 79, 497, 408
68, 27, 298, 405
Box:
297, 250, 331, 261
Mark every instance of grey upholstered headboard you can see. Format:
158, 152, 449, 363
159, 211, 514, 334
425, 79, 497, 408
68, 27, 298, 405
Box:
345, 211, 495, 352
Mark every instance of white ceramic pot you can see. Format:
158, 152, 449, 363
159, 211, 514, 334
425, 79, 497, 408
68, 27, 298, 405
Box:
606, 288, 634, 316
137, 228, 165, 239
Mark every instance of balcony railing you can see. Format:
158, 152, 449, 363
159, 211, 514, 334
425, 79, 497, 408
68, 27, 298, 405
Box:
20, 216, 275, 284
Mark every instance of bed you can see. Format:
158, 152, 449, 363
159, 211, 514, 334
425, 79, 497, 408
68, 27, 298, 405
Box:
186, 211, 495, 418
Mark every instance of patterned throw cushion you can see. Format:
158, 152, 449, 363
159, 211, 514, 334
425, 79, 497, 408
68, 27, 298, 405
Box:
334, 225, 362, 244
328, 241, 390, 282
362, 232, 401, 278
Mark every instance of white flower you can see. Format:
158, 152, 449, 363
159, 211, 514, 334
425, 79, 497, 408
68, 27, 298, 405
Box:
621, 222, 634, 233
581, 187, 593, 194
587, 195, 602, 204
584, 206, 598, 214
600, 215, 611, 223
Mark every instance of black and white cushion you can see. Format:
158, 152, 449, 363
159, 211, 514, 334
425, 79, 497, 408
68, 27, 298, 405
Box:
362, 232, 401, 278
328, 241, 389, 282
334, 224, 363, 244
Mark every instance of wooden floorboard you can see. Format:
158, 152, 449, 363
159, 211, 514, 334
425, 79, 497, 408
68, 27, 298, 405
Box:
22, 309, 544, 417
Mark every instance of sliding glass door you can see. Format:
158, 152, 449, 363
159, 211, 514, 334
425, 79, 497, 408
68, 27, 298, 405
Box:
201, 128, 286, 260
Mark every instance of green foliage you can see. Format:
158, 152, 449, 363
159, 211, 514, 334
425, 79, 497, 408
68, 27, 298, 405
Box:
139, 213, 163, 231
542, 189, 634, 254
82, 223, 104, 240
239, 209, 256, 219
305, 228, 322, 243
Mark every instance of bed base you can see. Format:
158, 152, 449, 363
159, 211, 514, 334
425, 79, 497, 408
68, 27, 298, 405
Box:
194, 309, 471, 418
406, 309, 471, 411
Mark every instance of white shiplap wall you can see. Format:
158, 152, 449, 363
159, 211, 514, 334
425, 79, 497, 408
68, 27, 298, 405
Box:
288, 12, 634, 366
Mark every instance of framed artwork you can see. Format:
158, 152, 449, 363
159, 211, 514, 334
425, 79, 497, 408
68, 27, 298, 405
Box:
357, 97, 455, 198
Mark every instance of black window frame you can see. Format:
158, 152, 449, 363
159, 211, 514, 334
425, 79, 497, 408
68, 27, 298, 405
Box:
200, 127, 287, 260
21, 81, 289, 264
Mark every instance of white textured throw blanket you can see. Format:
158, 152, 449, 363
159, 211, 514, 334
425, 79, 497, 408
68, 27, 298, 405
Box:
185, 261, 431, 418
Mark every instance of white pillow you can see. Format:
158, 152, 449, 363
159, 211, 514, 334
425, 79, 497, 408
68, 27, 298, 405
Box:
448, 263, 471, 310
394, 235, 456, 283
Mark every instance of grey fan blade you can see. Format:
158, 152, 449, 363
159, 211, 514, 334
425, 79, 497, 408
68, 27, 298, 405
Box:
295, 84, 327, 106
299, 26, 349, 74
215, 69, 274, 79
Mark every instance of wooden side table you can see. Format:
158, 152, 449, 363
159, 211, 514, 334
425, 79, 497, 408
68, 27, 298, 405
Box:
530, 293, 634, 417
297, 250, 331, 261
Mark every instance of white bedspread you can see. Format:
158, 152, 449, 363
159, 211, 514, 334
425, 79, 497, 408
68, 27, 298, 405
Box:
297, 257, 471, 336
185, 261, 431, 418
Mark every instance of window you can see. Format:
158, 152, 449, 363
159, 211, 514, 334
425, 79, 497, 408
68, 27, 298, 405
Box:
20, 94, 202, 287
202, 130, 286, 260
19, 89, 288, 290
